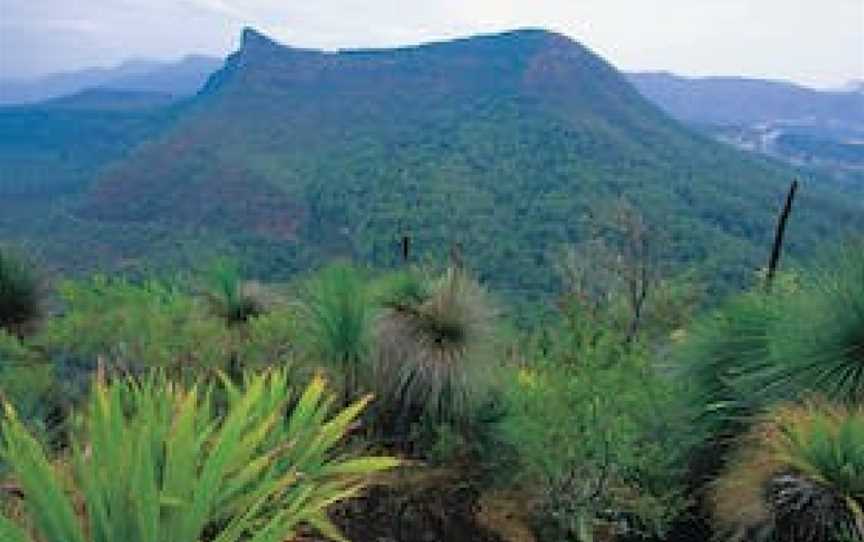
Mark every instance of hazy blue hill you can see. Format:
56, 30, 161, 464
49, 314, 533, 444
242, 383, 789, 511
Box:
626, 72, 864, 191
101, 55, 224, 96
626, 71, 864, 127
54, 28, 860, 301
0, 56, 222, 105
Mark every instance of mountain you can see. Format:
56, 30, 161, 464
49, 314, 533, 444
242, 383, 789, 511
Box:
0, 56, 222, 105
2, 29, 862, 300
627, 72, 864, 187
626, 71, 864, 127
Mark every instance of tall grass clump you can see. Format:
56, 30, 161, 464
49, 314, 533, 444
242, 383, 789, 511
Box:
297, 263, 373, 404
711, 402, 864, 542
0, 368, 398, 542
0, 248, 42, 339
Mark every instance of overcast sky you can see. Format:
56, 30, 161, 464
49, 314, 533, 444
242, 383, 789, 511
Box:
1, 0, 862, 88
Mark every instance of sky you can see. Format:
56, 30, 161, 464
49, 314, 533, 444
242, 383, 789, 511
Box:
1, 0, 862, 88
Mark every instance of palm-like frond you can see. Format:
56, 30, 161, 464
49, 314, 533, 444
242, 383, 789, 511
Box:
675, 292, 782, 437
0, 369, 398, 542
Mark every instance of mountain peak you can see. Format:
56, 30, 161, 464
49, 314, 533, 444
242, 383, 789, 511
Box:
240, 27, 284, 53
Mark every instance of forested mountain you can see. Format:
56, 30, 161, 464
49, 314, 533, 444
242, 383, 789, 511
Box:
0, 56, 222, 105
1, 29, 862, 301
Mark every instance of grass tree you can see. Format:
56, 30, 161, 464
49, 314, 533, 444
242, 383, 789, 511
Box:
770, 246, 864, 404
0, 368, 398, 542
298, 263, 373, 406
710, 402, 864, 542
372, 267, 498, 437
0, 248, 42, 339
203, 259, 268, 326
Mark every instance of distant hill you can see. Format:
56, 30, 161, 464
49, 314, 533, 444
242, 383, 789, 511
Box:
626, 72, 864, 127
1, 29, 861, 300
627, 72, 864, 188
0, 56, 222, 105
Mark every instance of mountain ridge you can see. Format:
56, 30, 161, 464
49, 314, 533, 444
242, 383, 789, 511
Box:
1, 28, 861, 300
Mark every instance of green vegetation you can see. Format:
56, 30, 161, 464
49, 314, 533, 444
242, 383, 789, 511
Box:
1, 369, 398, 542
497, 304, 691, 540
2, 226, 864, 542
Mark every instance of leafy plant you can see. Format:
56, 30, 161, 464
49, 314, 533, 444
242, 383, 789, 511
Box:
0, 368, 399, 542
710, 402, 864, 542
0, 249, 42, 338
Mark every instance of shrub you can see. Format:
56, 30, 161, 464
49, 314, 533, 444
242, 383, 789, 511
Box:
0, 249, 42, 338
0, 368, 399, 542
0, 331, 53, 434
235, 308, 298, 367
498, 313, 691, 540
39, 277, 231, 372
711, 402, 864, 542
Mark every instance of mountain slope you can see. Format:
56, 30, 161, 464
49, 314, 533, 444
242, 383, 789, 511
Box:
6, 29, 863, 300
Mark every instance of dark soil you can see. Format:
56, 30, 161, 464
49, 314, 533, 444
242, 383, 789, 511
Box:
318, 468, 505, 542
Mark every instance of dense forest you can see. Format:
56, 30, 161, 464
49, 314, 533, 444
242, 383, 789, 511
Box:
0, 233, 862, 541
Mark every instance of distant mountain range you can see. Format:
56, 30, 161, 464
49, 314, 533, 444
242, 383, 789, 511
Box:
627, 72, 863, 127
1, 29, 861, 302
627, 72, 864, 184
0, 56, 222, 105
